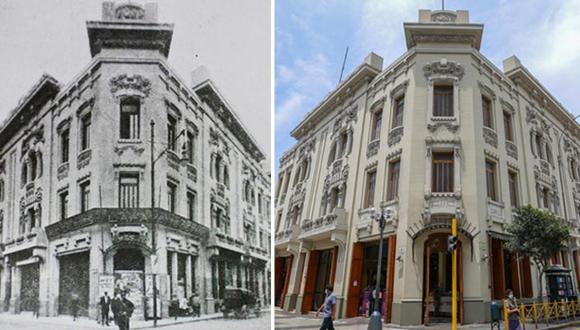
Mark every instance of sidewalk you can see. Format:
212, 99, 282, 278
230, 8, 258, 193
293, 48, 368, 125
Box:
274, 308, 580, 330
0, 311, 225, 329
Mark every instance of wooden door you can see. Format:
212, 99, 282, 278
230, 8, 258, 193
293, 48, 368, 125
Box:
385, 235, 396, 323
302, 251, 320, 313
346, 243, 364, 317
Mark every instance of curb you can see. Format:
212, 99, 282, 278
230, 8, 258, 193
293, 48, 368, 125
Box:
134, 314, 223, 329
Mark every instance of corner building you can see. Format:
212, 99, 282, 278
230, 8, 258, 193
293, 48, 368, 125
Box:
0, 2, 270, 319
274, 8, 580, 325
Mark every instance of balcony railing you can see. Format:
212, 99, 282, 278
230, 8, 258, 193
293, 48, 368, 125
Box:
299, 208, 347, 239
3, 226, 47, 255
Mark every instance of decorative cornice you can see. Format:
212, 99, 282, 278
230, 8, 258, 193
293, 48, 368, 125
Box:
423, 59, 465, 80
109, 74, 151, 97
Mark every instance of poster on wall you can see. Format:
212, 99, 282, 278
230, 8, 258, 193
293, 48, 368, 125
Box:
114, 271, 144, 317
98, 275, 115, 298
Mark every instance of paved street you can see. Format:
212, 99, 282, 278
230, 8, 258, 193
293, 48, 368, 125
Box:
275, 309, 579, 330
0, 311, 270, 330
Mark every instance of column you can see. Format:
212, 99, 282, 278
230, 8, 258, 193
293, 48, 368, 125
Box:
9, 264, 20, 313
284, 250, 303, 311
204, 257, 215, 314
257, 269, 264, 306
171, 252, 178, 298
185, 255, 192, 297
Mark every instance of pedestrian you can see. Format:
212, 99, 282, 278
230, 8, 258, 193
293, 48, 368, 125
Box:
70, 293, 80, 321
116, 290, 134, 330
99, 291, 111, 326
32, 297, 39, 318
189, 293, 201, 318
505, 289, 522, 330
316, 285, 336, 330
111, 291, 121, 326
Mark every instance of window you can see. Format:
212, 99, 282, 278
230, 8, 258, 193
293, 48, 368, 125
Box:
80, 113, 91, 150
387, 160, 401, 201
371, 111, 382, 140
120, 98, 140, 139
167, 181, 177, 213
30, 154, 37, 181
434, 85, 454, 117
571, 159, 579, 181
258, 192, 263, 214
28, 208, 36, 230
503, 112, 513, 142
339, 131, 349, 157
59, 190, 69, 220
119, 173, 139, 208
0, 179, 4, 202
535, 135, 543, 159
432, 152, 454, 193
167, 115, 177, 152
508, 170, 519, 208
186, 131, 195, 164
328, 142, 337, 165
364, 170, 377, 208
21, 162, 27, 185
300, 159, 309, 181
392, 96, 404, 128
276, 212, 283, 232
60, 128, 70, 164
80, 180, 90, 212
486, 160, 498, 201
482, 96, 494, 129
187, 190, 196, 221
546, 145, 554, 166
244, 223, 256, 245
541, 187, 550, 210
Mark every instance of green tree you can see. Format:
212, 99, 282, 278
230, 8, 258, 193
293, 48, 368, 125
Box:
505, 205, 570, 300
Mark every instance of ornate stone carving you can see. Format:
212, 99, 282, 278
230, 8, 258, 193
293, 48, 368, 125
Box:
506, 141, 518, 160
423, 59, 465, 80
366, 140, 380, 158
187, 164, 198, 182
431, 12, 457, 23
115, 4, 145, 20
77, 149, 92, 169
388, 126, 404, 146
109, 74, 151, 96
483, 127, 498, 148
57, 163, 69, 181
114, 144, 145, 155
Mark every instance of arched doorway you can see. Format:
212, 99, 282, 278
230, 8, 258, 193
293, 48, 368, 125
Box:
114, 248, 145, 271
111, 247, 147, 319
422, 233, 463, 325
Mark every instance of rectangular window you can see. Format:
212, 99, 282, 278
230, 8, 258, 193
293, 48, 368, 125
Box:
504, 112, 514, 142
187, 190, 196, 221
486, 160, 498, 201
508, 170, 519, 208
339, 132, 348, 157
387, 160, 401, 201
186, 131, 194, 164
80, 181, 90, 212
168, 115, 177, 152
167, 181, 177, 213
371, 111, 382, 140
542, 187, 550, 210
119, 173, 139, 208
59, 190, 68, 220
392, 96, 404, 128
364, 170, 377, 208
80, 114, 91, 150
120, 98, 140, 139
0, 180, 4, 202
60, 129, 70, 163
434, 86, 454, 117
432, 152, 454, 193
482, 96, 494, 129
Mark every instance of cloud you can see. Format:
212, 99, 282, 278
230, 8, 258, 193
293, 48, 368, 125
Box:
276, 92, 306, 129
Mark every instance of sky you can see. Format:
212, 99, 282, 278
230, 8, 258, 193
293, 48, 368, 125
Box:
0, 0, 271, 164
275, 0, 580, 176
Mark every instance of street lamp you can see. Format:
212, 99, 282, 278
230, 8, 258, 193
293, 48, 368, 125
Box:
367, 206, 395, 330
150, 120, 189, 327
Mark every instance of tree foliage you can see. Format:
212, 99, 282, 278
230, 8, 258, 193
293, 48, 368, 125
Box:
505, 205, 570, 299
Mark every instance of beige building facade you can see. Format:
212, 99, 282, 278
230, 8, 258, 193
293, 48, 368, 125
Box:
0, 2, 270, 319
275, 8, 580, 325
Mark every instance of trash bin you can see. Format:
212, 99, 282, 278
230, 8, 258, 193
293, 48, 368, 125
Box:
490, 301, 500, 330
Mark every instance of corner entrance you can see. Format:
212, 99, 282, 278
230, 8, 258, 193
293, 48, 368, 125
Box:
422, 233, 463, 325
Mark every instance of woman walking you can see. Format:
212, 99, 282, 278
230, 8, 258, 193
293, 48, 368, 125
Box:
505, 289, 522, 330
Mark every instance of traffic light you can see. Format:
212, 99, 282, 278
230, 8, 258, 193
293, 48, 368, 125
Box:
448, 235, 458, 252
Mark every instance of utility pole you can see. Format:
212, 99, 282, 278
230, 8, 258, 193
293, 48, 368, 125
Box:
150, 120, 158, 327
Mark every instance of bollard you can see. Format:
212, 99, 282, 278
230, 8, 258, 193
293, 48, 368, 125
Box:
503, 300, 509, 330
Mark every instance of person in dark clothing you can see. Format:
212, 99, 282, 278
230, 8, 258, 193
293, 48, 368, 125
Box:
111, 291, 121, 326
117, 290, 135, 330
189, 293, 201, 318
99, 291, 111, 326
70, 293, 80, 321
32, 297, 40, 318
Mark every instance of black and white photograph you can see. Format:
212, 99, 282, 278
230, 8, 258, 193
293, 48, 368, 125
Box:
0, 1, 271, 329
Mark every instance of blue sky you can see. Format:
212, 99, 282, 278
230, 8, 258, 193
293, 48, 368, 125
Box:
275, 0, 580, 176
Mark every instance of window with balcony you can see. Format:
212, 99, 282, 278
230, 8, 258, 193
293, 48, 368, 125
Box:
363, 170, 376, 208
80, 180, 90, 212
392, 96, 405, 128
119, 173, 139, 208
387, 160, 400, 201
482, 96, 494, 129
59, 190, 69, 220
508, 170, 520, 208
167, 115, 177, 152
60, 128, 70, 164
503, 111, 514, 142
434, 85, 454, 117
167, 181, 177, 213
371, 111, 382, 140
187, 190, 196, 221
120, 97, 140, 139
80, 113, 91, 150
486, 160, 499, 201
432, 152, 454, 193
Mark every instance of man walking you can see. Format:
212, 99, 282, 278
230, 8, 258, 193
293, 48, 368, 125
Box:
111, 291, 121, 326
316, 285, 337, 330
99, 291, 111, 326
117, 290, 134, 330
